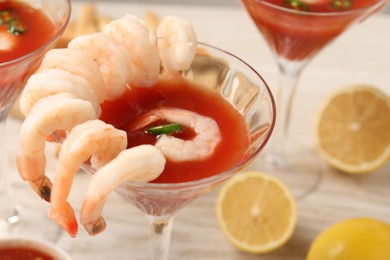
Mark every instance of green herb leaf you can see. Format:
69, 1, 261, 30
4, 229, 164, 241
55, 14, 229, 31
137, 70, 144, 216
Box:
8, 19, 26, 35
147, 123, 183, 135
0, 9, 15, 25
332, 0, 352, 10
284, 0, 310, 11
0, 8, 26, 35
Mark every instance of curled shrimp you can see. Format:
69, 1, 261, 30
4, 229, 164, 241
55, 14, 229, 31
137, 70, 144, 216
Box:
38, 48, 106, 103
49, 120, 127, 237
80, 145, 166, 236
157, 16, 197, 72
68, 32, 132, 101
17, 93, 98, 202
103, 15, 160, 87
131, 107, 221, 162
20, 68, 101, 117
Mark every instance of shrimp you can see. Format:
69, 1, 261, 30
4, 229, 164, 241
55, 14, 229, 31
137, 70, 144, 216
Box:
49, 120, 127, 237
68, 33, 132, 101
131, 107, 221, 162
103, 15, 160, 87
38, 48, 106, 103
80, 145, 166, 236
20, 68, 101, 117
157, 16, 197, 72
17, 93, 98, 202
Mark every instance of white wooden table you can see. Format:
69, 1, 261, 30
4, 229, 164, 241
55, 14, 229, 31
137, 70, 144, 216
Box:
3, 1, 390, 259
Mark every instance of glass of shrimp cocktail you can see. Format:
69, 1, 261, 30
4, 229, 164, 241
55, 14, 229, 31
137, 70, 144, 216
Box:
17, 15, 275, 260
97, 42, 276, 259
241, 0, 387, 198
0, 0, 70, 229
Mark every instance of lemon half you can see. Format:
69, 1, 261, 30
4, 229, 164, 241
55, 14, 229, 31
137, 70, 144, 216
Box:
215, 171, 297, 254
314, 84, 390, 174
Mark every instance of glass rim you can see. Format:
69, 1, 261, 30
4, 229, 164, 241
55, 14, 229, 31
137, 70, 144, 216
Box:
101, 41, 277, 190
244, 0, 387, 17
0, 0, 72, 67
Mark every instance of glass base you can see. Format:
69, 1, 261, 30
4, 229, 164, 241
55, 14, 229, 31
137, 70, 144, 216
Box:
253, 139, 324, 200
0, 195, 21, 233
7, 205, 63, 242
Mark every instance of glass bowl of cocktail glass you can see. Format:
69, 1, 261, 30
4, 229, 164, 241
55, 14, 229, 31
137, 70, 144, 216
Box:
0, 0, 71, 230
73, 42, 276, 260
241, 0, 387, 199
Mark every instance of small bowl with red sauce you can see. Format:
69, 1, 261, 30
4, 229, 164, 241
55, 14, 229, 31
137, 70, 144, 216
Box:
0, 236, 72, 260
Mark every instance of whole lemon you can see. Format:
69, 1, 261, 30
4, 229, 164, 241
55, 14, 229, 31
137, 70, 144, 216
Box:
307, 218, 390, 260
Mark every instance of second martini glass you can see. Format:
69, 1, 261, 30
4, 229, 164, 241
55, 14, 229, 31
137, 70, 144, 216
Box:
241, 0, 387, 198
80, 42, 276, 260
0, 0, 70, 230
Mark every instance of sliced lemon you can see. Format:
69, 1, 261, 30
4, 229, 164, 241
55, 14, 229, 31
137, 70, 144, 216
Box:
314, 84, 390, 174
215, 171, 297, 254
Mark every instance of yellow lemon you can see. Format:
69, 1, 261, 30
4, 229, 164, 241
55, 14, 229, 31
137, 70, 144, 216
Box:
215, 171, 297, 254
307, 218, 390, 260
314, 84, 390, 174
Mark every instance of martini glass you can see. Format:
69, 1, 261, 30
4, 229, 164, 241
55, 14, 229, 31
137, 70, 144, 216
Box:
79, 42, 276, 260
0, 0, 71, 230
241, 0, 387, 198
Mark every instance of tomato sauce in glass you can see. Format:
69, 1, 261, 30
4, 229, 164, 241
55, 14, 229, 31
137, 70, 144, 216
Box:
0, 246, 54, 260
261, 0, 383, 12
242, 0, 383, 60
0, 1, 56, 62
100, 76, 250, 184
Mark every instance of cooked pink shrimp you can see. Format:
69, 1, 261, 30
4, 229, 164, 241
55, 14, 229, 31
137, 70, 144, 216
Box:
38, 48, 106, 102
20, 68, 101, 117
157, 16, 197, 72
68, 33, 132, 101
80, 145, 166, 236
49, 120, 127, 237
17, 93, 98, 202
131, 107, 221, 162
103, 15, 160, 87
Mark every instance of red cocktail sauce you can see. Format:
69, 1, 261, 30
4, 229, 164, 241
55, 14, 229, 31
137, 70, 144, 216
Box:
0, 1, 56, 62
0, 247, 54, 260
242, 0, 383, 60
100, 76, 250, 184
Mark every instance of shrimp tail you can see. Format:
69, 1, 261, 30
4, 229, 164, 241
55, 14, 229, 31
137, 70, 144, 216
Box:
30, 176, 52, 202
49, 202, 78, 238
83, 216, 106, 236
81, 198, 107, 236
80, 145, 165, 236
16, 152, 51, 202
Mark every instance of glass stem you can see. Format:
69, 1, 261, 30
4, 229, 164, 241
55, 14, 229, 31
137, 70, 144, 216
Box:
0, 117, 20, 227
0, 118, 8, 195
147, 215, 174, 260
265, 59, 305, 167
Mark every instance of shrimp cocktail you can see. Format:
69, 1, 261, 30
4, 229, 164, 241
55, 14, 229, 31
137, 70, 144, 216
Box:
16, 14, 276, 259
0, 0, 70, 114
241, 0, 386, 61
241, 0, 387, 197
0, 0, 70, 227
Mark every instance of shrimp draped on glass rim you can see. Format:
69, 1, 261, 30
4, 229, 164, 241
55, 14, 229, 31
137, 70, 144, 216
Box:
16, 14, 222, 237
